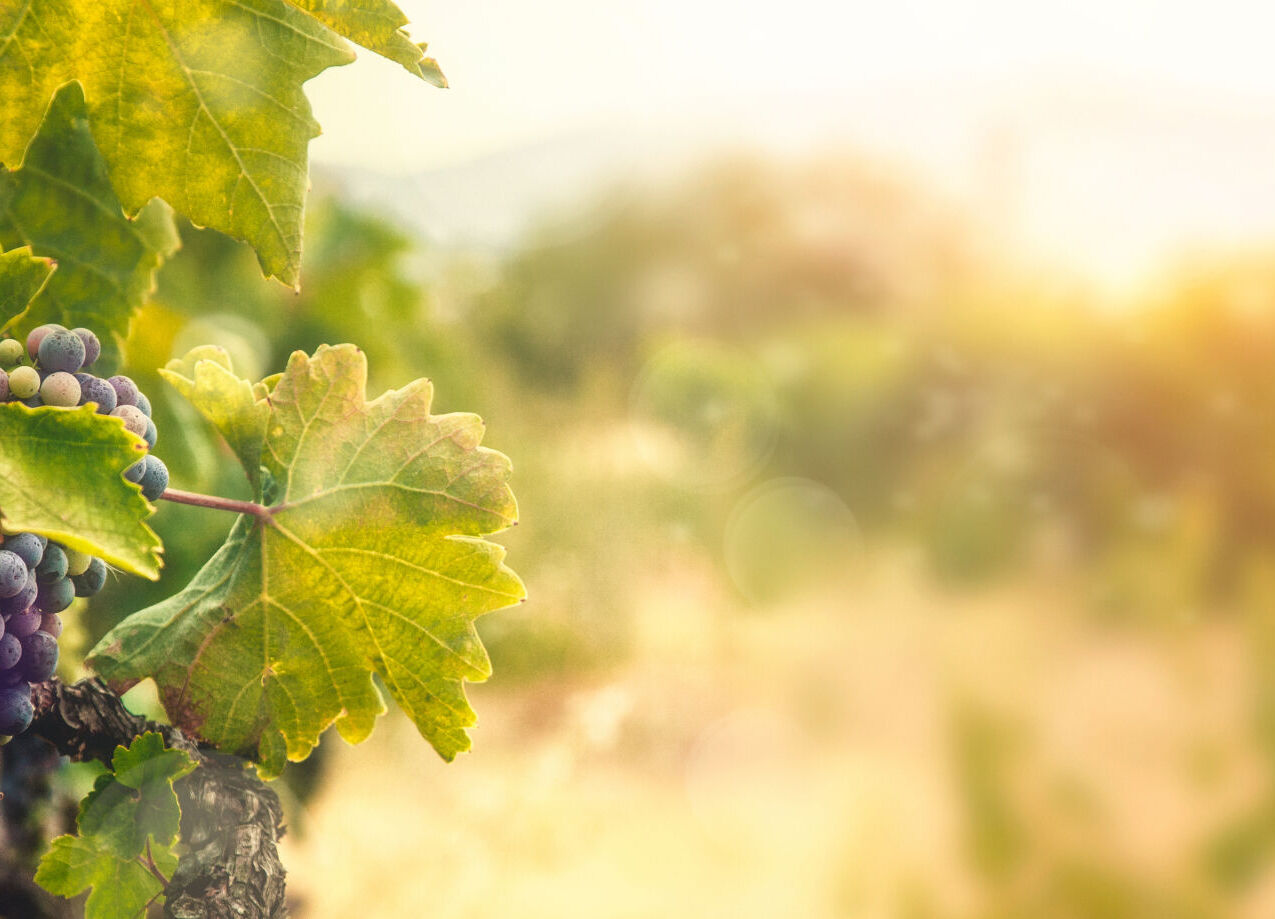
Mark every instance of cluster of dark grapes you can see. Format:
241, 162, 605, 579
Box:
0, 324, 168, 737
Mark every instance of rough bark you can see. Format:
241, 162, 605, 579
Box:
26, 677, 288, 919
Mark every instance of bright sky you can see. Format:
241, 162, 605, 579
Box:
306, 0, 1275, 289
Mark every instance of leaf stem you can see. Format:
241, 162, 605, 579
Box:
159, 488, 272, 520
139, 839, 170, 887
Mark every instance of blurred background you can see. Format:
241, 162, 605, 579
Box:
55, 1, 1275, 916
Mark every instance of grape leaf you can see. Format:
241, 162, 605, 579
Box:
0, 82, 179, 372
90, 345, 525, 776
77, 732, 197, 857
35, 733, 190, 919
0, 242, 54, 317
0, 0, 442, 286
0, 402, 161, 578
35, 835, 169, 919
287, 0, 447, 85
160, 345, 270, 488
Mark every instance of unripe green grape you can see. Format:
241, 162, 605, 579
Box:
8, 366, 39, 399
63, 547, 92, 577
0, 339, 22, 367
39, 371, 81, 407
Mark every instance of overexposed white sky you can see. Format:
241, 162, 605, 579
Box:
306, 0, 1275, 289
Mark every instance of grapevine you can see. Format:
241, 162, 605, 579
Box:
0, 1, 525, 915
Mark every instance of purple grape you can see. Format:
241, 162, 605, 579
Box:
0, 683, 33, 735
0, 667, 22, 688
0, 550, 26, 598
107, 375, 139, 407
72, 328, 101, 367
37, 328, 86, 373
0, 371, 8, 402
38, 614, 62, 638
135, 390, 152, 418
25, 324, 64, 361
78, 375, 117, 414
3, 533, 44, 568
35, 577, 73, 614
6, 610, 39, 639
19, 631, 57, 682
0, 633, 20, 669
0, 572, 37, 617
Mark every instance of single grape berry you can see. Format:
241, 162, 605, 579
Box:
0, 573, 37, 617
7, 365, 39, 399
6, 610, 39, 639
3, 533, 44, 568
0, 338, 23, 367
107, 375, 139, 407
35, 544, 66, 583
37, 328, 86, 373
63, 547, 92, 577
139, 454, 169, 501
0, 667, 22, 688
0, 371, 8, 402
25, 323, 64, 361
0, 633, 20, 670
135, 390, 152, 418
19, 631, 57, 682
0, 684, 33, 735
0, 551, 26, 598
72, 328, 101, 367
78, 376, 117, 414
35, 577, 73, 614
39, 371, 81, 407
124, 459, 145, 484
72, 557, 108, 597
38, 614, 62, 638
112, 404, 148, 438
143, 417, 157, 449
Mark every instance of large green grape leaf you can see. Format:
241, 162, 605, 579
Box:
0, 402, 161, 578
287, 0, 447, 85
36, 733, 190, 919
0, 82, 179, 371
0, 0, 432, 287
90, 345, 524, 776
35, 835, 173, 919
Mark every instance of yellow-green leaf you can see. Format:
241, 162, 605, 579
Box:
287, 0, 447, 85
0, 0, 354, 285
0, 82, 179, 370
90, 345, 524, 775
0, 402, 160, 578
160, 344, 270, 488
